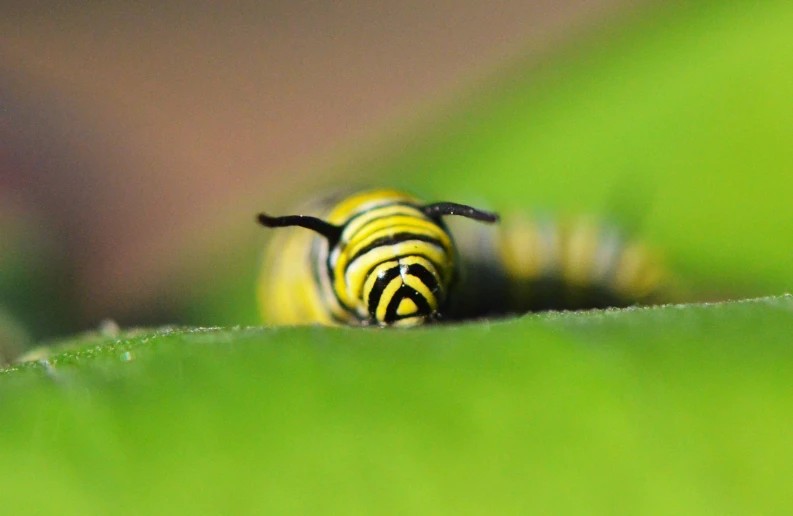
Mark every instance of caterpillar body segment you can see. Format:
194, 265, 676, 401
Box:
447, 212, 670, 319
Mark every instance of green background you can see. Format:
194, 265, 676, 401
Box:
2, 1, 793, 513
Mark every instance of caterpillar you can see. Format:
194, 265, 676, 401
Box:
257, 188, 670, 327
257, 188, 498, 327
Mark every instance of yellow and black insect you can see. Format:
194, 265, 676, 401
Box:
257, 188, 498, 326
257, 188, 671, 327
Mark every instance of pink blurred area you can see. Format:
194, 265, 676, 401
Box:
0, 0, 635, 331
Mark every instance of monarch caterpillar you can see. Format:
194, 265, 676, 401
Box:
257, 188, 670, 327
257, 188, 498, 327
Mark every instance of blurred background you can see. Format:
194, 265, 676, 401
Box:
2, 0, 792, 346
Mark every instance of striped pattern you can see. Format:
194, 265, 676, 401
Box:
258, 188, 673, 327
448, 212, 671, 317
258, 189, 457, 326
499, 214, 669, 307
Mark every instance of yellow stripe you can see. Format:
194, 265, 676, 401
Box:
347, 213, 447, 246
375, 277, 403, 322
399, 255, 444, 309
498, 215, 543, 280
362, 260, 399, 312
398, 255, 443, 287
340, 205, 430, 242
561, 219, 600, 286
612, 242, 665, 300
341, 245, 401, 304
345, 222, 451, 260
498, 214, 563, 283
402, 274, 438, 311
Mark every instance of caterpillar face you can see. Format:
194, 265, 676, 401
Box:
258, 189, 498, 327
329, 200, 455, 326
361, 256, 444, 326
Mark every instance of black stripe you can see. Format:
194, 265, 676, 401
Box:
348, 233, 445, 264
366, 265, 402, 318
384, 285, 432, 323
404, 263, 440, 296
340, 202, 429, 236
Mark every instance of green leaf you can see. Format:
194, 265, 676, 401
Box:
2, 296, 792, 513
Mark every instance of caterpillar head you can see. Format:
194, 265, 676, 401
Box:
258, 196, 498, 327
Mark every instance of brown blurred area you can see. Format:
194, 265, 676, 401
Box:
0, 0, 638, 333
